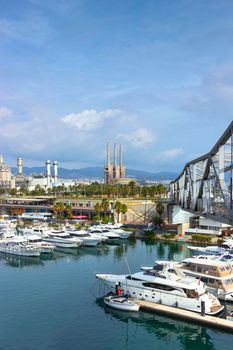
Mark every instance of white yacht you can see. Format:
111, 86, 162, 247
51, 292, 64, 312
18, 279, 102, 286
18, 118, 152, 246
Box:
100, 225, 131, 239
156, 258, 233, 302
43, 230, 82, 248
96, 264, 224, 316
0, 237, 41, 257
89, 227, 122, 243
65, 228, 102, 247
187, 245, 227, 255
23, 234, 55, 253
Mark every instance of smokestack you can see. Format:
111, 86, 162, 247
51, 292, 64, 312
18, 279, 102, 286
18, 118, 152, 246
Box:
114, 143, 117, 167
107, 143, 110, 165
17, 157, 23, 176
53, 161, 58, 182
119, 144, 123, 167
45, 160, 51, 186
0, 155, 4, 165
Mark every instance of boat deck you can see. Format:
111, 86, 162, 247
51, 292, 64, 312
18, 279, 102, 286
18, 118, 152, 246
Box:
130, 298, 233, 333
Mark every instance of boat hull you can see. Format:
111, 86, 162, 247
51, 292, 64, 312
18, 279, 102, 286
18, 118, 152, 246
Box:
104, 296, 139, 312
0, 247, 40, 257
43, 238, 79, 248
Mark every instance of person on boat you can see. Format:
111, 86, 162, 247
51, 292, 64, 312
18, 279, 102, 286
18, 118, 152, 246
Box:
115, 282, 123, 296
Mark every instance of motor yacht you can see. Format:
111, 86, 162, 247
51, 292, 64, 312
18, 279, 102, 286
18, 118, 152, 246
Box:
23, 234, 55, 253
156, 257, 233, 302
187, 245, 227, 255
65, 228, 102, 247
43, 230, 82, 248
89, 227, 122, 243
100, 225, 131, 239
96, 264, 224, 316
0, 237, 41, 257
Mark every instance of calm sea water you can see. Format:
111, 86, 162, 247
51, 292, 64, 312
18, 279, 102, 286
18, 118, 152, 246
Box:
0, 240, 232, 350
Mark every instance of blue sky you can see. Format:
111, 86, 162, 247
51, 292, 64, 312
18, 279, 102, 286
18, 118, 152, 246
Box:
1, 0, 233, 173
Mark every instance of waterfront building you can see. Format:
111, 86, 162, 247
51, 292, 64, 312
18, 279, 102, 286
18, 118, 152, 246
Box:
0, 155, 15, 189
168, 204, 232, 236
0, 197, 55, 216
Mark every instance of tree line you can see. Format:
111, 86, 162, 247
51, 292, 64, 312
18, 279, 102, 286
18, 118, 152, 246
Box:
5, 181, 167, 199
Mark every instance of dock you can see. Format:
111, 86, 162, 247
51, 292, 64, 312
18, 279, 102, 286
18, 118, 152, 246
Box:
131, 299, 233, 333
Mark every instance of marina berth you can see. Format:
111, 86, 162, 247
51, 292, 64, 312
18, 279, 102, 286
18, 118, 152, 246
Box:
96, 264, 224, 316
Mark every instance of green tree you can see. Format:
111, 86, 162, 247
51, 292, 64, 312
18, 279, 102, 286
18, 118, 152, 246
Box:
120, 203, 128, 223
9, 188, 18, 196
156, 202, 164, 219
53, 202, 65, 219
101, 198, 109, 217
114, 200, 122, 223
65, 203, 73, 219
94, 202, 102, 220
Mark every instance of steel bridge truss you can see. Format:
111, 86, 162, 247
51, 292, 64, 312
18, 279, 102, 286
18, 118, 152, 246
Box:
169, 122, 233, 224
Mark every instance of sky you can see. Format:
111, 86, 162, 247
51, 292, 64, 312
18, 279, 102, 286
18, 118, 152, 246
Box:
1, 0, 233, 173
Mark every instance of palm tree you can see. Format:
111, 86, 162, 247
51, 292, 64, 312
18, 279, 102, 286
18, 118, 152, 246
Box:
53, 202, 65, 219
65, 203, 73, 219
128, 181, 136, 197
114, 200, 122, 223
121, 203, 128, 223
156, 184, 166, 198
101, 198, 109, 217
94, 202, 102, 220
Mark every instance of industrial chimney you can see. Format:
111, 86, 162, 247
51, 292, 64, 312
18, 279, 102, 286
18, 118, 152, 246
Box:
107, 143, 111, 166
119, 144, 123, 167
17, 157, 23, 176
45, 160, 51, 186
114, 143, 117, 167
53, 161, 58, 182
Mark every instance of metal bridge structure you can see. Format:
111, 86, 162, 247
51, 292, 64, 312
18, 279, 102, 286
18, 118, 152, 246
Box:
169, 121, 233, 225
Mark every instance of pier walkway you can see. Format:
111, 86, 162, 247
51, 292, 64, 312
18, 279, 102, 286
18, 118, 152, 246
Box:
131, 299, 233, 333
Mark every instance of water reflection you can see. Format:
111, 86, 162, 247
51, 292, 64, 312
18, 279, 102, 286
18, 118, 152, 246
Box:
0, 241, 191, 270
96, 298, 216, 350
0, 253, 44, 268
0, 245, 112, 268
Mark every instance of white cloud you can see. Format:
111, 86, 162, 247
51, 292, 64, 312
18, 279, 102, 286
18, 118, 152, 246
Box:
157, 147, 185, 161
118, 128, 154, 148
0, 106, 13, 119
62, 109, 123, 131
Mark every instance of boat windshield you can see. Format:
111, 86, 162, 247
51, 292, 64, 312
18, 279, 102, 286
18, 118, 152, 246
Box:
144, 264, 164, 276
185, 289, 199, 298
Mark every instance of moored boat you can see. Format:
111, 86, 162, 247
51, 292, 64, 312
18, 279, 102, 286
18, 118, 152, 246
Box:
0, 238, 41, 257
96, 264, 224, 316
104, 295, 139, 312
156, 258, 233, 302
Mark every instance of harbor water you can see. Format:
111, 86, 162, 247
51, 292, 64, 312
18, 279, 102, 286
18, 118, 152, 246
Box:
0, 240, 232, 350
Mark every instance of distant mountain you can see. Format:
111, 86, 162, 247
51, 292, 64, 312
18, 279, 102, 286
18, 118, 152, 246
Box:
12, 166, 178, 180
